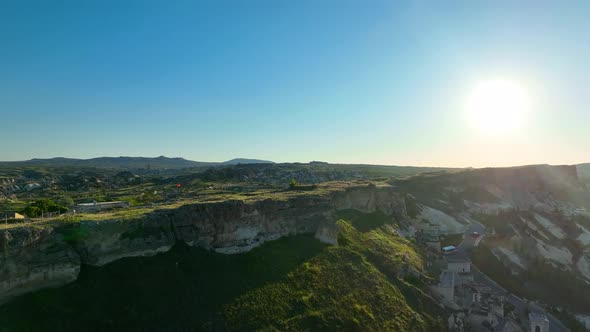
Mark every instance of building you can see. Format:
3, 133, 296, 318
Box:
575, 314, 590, 330
529, 313, 549, 332
455, 284, 482, 308
418, 220, 442, 238
76, 201, 130, 213
1, 212, 25, 221
413, 219, 442, 241
487, 296, 504, 318
446, 257, 471, 274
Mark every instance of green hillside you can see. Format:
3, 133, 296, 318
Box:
0, 212, 443, 331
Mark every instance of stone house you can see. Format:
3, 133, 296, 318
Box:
76, 201, 130, 213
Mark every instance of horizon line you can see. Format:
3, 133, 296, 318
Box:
0, 155, 588, 169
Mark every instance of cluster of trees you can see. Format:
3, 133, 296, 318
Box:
287, 179, 317, 191
122, 191, 162, 206
23, 199, 69, 218
137, 191, 161, 204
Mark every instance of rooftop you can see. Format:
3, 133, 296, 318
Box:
77, 201, 128, 207
446, 256, 471, 263
529, 313, 549, 322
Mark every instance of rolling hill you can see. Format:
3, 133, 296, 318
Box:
222, 158, 274, 165
0, 156, 274, 170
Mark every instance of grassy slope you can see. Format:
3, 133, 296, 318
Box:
225, 214, 443, 331
0, 213, 444, 332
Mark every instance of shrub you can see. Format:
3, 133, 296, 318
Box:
22, 199, 69, 217
23, 206, 41, 218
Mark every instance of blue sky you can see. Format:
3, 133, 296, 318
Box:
1, 0, 589, 167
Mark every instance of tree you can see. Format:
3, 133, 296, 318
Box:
138, 191, 161, 204
23, 206, 41, 218
23, 199, 69, 218
289, 179, 297, 189
56, 195, 74, 207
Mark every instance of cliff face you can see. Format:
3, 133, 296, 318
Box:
473, 165, 585, 193
0, 227, 80, 304
331, 184, 407, 217
0, 184, 406, 304
171, 198, 333, 254
395, 164, 589, 214
73, 218, 176, 266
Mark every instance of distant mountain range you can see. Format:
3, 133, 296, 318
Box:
221, 158, 274, 165
1, 157, 589, 177
0, 156, 274, 169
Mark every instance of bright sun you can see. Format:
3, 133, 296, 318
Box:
465, 79, 531, 133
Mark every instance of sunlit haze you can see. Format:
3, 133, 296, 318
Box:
1, 1, 589, 167
465, 79, 531, 134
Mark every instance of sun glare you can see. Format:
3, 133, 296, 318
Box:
465, 79, 531, 134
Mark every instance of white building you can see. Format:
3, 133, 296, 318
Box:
446, 257, 471, 274
529, 313, 549, 332
76, 201, 130, 213
575, 314, 590, 330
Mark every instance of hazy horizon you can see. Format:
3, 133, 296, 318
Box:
2, 154, 589, 170
2, 1, 590, 167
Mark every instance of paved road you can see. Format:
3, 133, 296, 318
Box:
458, 220, 485, 250
455, 219, 570, 331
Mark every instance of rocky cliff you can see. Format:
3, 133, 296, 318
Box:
0, 227, 80, 304
394, 164, 590, 214
0, 184, 406, 304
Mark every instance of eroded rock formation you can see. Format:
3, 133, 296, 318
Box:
0, 184, 406, 304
